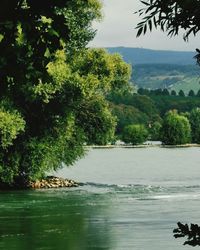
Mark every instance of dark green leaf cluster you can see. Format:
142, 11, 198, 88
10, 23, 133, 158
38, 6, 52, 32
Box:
189, 108, 200, 143
121, 124, 148, 145
161, 110, 191, 145
136, 0, 200, 41
0, 1, 132, 187
174, 222, 200, 246
110, 103, 149, 134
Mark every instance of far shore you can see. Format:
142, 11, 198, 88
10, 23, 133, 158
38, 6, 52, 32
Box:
86, 143, 200, 149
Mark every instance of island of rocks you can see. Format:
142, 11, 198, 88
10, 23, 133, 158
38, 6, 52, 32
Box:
29, 176, 79, 189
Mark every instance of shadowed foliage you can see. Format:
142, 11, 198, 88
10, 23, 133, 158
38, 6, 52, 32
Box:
0, 0, 131, 187
174, 222, 200, 246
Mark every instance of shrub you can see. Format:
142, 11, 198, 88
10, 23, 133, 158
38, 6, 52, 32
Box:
161, 110, 191, 145
122, 124, 148, 145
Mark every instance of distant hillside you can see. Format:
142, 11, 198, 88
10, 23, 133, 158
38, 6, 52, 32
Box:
106, 47, 200, 92
132, 64, 200, 92
107, 47, 196, 65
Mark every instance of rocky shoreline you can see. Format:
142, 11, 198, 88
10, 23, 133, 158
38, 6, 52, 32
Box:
29, 176, 79, 189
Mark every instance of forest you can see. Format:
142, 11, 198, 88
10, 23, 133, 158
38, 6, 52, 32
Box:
108, 87, 200, 145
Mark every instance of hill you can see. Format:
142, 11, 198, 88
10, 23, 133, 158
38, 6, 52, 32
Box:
132, 64, 200, 92
106, 47, 199, 92
107, 47, 196, 65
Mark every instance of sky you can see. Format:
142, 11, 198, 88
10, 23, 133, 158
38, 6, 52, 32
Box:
89, 0, 200, 51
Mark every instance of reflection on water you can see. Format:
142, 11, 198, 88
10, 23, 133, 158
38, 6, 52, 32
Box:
0, 190, 113, 250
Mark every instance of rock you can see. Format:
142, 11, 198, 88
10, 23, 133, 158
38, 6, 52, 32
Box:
29, 176, 79, 189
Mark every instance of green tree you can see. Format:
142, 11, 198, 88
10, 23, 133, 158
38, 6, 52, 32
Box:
188, 90, 195, 97
0, 1, 131, 187
110, 103, 149, 134
189, 108, 200, 143
178, 90, 185, 97
138, 88, 150, 96
149, 121, 162, 141
121, 124, 148, 145
171, 90, 177, 96
162, 89, 170, 96
196, 90, 200, 97
161, 110, 191, 145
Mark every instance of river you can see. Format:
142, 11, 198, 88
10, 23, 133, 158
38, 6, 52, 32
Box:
1, 147, 200, 250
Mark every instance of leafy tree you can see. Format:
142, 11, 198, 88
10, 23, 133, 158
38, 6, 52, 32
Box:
154, 89, 163, 95
189, 108, 200, 143
162, 88, 170, 96
161, 110, 191, 145
137, 88, 150, 96
0, 1, 131, 187
121, 124, 148, 145
178, 90, 185, 97
171, 90, 177, 96
188, 89, 195, 97
110, 103, 149, 134
149, 121, 162, 141
197, 90, 200, 97
108, 90, 158, 117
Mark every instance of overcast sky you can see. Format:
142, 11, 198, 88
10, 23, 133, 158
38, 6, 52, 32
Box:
89, 0, 200, 51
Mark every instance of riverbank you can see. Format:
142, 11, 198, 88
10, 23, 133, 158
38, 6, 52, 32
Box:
87, 143, 200, 149
29, 176, 79, 189
0, 176, 79, 190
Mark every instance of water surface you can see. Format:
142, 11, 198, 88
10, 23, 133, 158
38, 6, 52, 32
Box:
1, 147, 200, 249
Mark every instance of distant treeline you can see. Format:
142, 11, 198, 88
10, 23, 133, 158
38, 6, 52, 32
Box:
107, 89, 200, 138
138, 87, 200, 97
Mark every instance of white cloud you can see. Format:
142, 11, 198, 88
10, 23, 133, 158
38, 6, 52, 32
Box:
89, 0, 200, 51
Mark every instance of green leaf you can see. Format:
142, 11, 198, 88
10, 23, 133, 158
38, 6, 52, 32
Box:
136, 27, 143, 37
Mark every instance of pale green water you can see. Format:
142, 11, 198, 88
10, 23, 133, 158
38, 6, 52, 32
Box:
1, 147, 200, 249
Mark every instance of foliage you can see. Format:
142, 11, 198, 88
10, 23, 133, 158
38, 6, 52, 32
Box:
121, 124, 148, 145
72, 48, 131, 93
0, 1, 132, 186
136, 0, 200, 65
136, 0, 200, 41
173, 222, 200, 247
110, 103, 149, 134
150, 95, 200, 116
197, 90, 200, 97
161, 110, 191, 145
188, 89, 195, 97
75, 96, 117, 145
189, 108, 200, 143
149, 121, 162, 141
171, 90, 177, 96
178, 90, 185, 97
0, 107, 25, 149
108, 90, 158, 117
135, 1, 200, 246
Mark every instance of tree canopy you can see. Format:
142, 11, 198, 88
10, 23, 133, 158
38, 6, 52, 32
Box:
189, 108, 200, 143
122, 124, 148, 145
0, 0, 131, 187
161, 110, 191, 145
